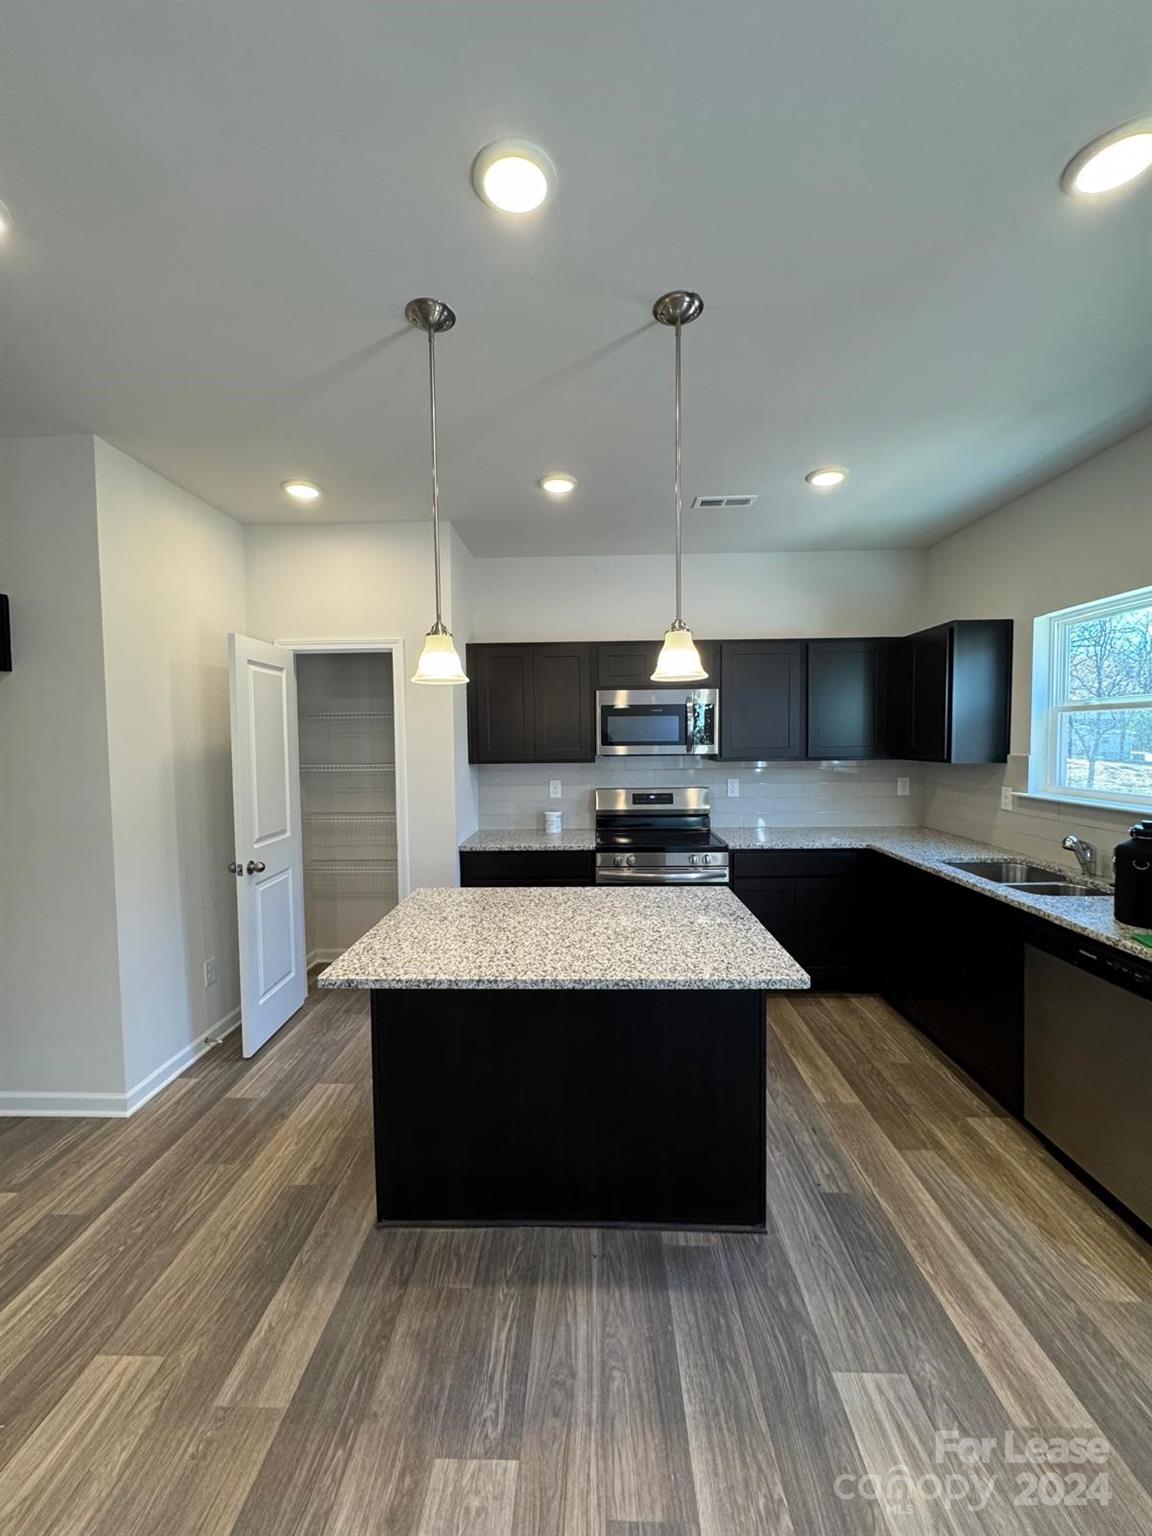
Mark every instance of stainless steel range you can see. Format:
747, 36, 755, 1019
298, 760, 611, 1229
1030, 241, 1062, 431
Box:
594, 786, 730, 885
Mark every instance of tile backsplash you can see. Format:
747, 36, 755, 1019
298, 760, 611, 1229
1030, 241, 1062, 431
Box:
919, 758, 1144, 881
476, 759, 923, 831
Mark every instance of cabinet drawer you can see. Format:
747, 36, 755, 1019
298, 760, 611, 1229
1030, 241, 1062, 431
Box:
730, 849, 868, 880
459, 851, 595, 886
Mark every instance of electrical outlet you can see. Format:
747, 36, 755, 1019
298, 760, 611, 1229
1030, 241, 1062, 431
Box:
204, 957, 217, 988
727, 777, 740, 797
896, 776, 911, 797
548, 779, 562, 799
1000, 787, 1015, 811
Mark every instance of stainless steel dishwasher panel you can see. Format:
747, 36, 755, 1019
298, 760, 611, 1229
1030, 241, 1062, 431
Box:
1024, 945, 1152, 1227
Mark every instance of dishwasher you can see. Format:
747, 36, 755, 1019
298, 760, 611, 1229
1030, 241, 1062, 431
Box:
1024, 930, 1152, 1228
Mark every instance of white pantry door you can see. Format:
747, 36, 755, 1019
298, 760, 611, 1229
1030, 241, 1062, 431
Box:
228, 633, 308, 1056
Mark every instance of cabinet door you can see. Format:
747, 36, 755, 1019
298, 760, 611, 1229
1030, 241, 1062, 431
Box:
794, 876, 873, 991
720, 641, 806, 759
731, 880, 797, 953
910, 628, 951, 761
885, 628, 951, 762
807, 639, 884, 759
532, 645, 593, 761
467, 646, 535, 763
459, 851, 595, 886
596, 640, 717, 690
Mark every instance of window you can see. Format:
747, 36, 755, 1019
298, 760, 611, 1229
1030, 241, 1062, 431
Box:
1033, 586, 1152, 806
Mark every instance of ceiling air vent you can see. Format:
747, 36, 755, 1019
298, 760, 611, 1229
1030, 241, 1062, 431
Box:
691, 494, 758, 509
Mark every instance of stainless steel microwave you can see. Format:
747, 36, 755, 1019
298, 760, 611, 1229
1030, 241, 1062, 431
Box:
595, 688, 720, 756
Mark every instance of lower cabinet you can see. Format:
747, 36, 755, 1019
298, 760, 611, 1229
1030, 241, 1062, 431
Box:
895, 865, 1024, 1111
459, 850, 595, 887
732, 848, 1025, 1112
731, 850, 875, 992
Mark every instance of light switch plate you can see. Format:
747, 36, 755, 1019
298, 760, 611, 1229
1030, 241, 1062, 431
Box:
1000, 787, 1015, 810
204, 957, 217, 988
896, 776, 911, 797
548, 779, 562, 799
727, 777, 740, 797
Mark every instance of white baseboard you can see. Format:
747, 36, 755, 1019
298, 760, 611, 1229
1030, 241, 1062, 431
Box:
307, 948, 341, 970
0, 1006, 242, 1119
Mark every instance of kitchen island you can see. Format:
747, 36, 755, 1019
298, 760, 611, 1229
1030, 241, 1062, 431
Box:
320, 885, 809, 1229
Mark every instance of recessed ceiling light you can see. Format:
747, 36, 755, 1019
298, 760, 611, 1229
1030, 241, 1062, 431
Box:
282, 479, 322, 502
805, 467, 848, 488
472, 139, 555, 214
1061, 118, 1152, 196
0, 200, 12, 237
538, 472, 576, 497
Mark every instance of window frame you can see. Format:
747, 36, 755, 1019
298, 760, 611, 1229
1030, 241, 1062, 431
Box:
1031, 585, 1152, 809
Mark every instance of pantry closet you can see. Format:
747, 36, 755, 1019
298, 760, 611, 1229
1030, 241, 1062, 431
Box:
296, 650, 399, 967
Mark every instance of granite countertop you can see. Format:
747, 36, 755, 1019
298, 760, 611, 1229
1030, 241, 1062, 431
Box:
461, 828, 598, 851
459, 825, 1152, 963
319, 885, 811, 991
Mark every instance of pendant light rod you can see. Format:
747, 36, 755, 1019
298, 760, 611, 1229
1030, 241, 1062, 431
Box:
405, 297, 468, 685
405, 297, 456, 633
674, 315, 683, 623
652, 289, 703, 643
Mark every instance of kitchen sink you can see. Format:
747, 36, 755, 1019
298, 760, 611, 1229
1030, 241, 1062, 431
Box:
946, 859, 1060, 883
945, 859, 1103, 897
1002, 880, 1099, 897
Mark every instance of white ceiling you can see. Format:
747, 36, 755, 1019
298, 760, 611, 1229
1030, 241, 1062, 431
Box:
1, 0, 1150, 556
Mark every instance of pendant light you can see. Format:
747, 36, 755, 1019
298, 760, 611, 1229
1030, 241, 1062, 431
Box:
651, 290, 707, 682
406, 297, 469, 685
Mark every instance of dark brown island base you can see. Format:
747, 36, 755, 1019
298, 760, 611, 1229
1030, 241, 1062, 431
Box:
319, 886, 809, 1230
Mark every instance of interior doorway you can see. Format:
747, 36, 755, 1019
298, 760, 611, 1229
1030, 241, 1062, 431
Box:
296, 648, 404, 970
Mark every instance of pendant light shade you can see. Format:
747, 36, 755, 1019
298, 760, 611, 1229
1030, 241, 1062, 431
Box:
651, 290, 707, 683
652, 621, 707, 682
406, 297, 468, 686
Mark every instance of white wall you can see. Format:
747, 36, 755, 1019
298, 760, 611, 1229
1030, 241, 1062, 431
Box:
0, 437, 128, 1110
920, 423, 1152, 869
244, 520, 469, 889
449, 526, 479, 845
95, 441, 248, 1099
470, 550, 926, 641
922, 424, 1152, 758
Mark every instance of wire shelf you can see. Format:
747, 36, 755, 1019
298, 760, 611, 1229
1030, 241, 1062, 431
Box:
307, 863, 399, 899
300, 711, 393, 720
300, 764, 395, 773
305, 812, 397, 860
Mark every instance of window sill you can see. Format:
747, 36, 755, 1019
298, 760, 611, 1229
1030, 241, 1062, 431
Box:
1016, 789, 1148, 817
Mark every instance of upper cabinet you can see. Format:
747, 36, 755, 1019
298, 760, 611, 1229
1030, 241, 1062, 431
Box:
466, 623, 1011, 765
886, 620, 1012, 763
467, 643, 593, 764
807, 639, 884, 759
719, 641, 806, 760
596, 639, 718, 690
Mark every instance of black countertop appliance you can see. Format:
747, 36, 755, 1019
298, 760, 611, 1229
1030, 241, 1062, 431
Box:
1114, 820, 1152, 928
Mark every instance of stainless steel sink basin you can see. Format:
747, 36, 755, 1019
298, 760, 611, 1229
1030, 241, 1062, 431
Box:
1002, 880, 1099, 897
946, 859, 1060, 883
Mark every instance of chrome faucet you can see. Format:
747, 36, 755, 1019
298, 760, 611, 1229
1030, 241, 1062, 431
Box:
1061, 834, 1098, 879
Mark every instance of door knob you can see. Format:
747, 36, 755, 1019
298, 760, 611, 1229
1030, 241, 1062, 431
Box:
227, 861, 243, 876
246, 860, 266, 874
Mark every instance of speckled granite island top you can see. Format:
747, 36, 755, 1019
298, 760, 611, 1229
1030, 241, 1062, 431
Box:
319, 885, 811, 991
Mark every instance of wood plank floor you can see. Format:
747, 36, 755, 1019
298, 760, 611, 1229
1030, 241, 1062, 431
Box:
1, 987, 1151, 1534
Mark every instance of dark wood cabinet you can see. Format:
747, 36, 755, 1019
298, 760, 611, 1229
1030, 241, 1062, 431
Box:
878, 860, 1024, 1111
459, 850, 595, 886
807, 639, 885, 759
730, 850, 874, 991
467, 644, 593, 764
720, 641, 806, 760
595, 639, 717, 690
886, 621, 1011, 763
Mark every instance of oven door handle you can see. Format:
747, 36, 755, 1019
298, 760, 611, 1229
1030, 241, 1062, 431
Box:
595, 868, 729, 885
